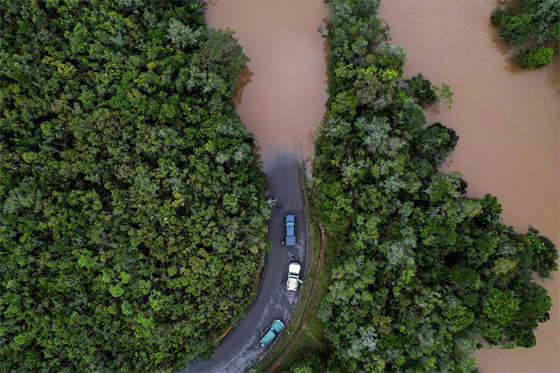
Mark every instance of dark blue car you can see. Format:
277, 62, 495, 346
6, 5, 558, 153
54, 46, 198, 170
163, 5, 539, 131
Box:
285, 214, 296, 247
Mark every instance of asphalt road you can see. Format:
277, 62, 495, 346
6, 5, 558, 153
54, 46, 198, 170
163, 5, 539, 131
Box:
182, 155, 307, 373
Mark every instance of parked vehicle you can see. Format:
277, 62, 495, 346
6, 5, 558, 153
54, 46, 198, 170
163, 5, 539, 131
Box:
284, 214, 296, 247
286, 262, 303, 291
259, 319, 284, 347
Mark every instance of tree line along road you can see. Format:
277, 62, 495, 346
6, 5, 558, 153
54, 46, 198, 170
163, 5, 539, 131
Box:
182, 155, 308, 373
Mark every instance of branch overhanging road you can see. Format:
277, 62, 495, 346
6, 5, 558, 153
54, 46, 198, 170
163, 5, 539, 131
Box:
182, 155, 308, 373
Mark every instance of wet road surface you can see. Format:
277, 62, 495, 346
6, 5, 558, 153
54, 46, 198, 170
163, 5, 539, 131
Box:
182, 155, 307, 373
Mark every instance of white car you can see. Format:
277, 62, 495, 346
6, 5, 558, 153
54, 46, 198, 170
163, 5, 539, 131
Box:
286, 262, 303, 291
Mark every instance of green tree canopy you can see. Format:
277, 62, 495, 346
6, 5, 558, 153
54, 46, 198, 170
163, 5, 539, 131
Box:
492, 0, 559, 68
310, 0, 558, 371
0, 0, 269, 371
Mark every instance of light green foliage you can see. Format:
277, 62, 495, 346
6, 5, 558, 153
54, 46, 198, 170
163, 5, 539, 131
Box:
356, 116, 390, 154
310, 0, 558, 371
109, 285, 126, 298
483, 288, 520, 325
432, 83, 454, 109
168, 18, 204, 48
514, 47, 554, 68
0, 0, 269, 371
492, 0, 559, 68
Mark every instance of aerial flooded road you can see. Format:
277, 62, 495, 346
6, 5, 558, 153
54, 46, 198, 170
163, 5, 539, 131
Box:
202, 0, 558, 372
185, 2, 327, 371
380, 1, 559, 371
205, 0, 328, 173
182, 156, 307, 372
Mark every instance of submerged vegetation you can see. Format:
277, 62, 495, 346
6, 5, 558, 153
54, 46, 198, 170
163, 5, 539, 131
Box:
0, 0, 269, 371
492, 0, 559, 68
292, 0, 558, 371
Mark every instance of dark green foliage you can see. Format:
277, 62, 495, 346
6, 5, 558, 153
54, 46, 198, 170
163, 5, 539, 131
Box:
492, 0, 559, 68
404, 73, 454, 109
412, 123, 459, 167
404, 73, 437, 108
0, 0, 269, 371
309, 0, 558, 371
289, 351, 325, 373
291, 363, 314, 373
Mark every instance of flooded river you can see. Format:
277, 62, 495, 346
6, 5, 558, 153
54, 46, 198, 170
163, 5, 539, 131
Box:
207, 0, 559, 371
205, 0, 328, 173
379, 1, 559, 372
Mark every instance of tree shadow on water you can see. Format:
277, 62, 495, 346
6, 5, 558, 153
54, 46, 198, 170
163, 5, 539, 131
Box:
233, 68, 254, 107
487, 21, 523, 74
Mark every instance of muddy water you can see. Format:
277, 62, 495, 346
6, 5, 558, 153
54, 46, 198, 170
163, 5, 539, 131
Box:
207, 0, 559, 371
380, 1, 559, 371
205, 0, 328, 173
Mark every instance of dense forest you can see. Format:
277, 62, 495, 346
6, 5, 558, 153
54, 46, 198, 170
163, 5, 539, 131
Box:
297, 0, 558, 371
492, 0, 559, 68
0, 0, 270, 371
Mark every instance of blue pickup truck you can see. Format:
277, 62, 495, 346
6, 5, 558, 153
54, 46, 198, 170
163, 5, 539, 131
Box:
284, 214, 296, 247
259, 319, 284, 347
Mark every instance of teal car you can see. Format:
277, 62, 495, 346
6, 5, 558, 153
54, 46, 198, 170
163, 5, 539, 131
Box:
259, 319, 284, 347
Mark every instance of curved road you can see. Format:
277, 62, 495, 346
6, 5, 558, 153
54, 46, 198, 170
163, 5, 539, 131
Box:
182, 155, 307, 373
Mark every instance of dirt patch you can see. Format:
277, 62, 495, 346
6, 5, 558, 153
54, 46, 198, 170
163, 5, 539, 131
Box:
253, 265, 263, 288
216, 325, 234, 344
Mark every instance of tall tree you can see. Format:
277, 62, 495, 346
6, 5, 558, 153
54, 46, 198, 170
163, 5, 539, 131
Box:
310, 0, 558, 371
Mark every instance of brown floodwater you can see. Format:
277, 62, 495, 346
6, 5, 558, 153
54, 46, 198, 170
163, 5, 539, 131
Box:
205, 0, 328, 174
379, 1, 559, 372
207, 0, 559, 371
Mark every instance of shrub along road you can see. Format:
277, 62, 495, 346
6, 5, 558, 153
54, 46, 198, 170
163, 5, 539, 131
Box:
182, 155, 307, 372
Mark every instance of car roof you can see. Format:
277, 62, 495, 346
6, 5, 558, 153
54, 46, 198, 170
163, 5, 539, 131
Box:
271, 320, 284, 332
289, 262, 301, 273
286, 224, 295, 235
260, 320, 284, 345
259, 329, 276, 346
